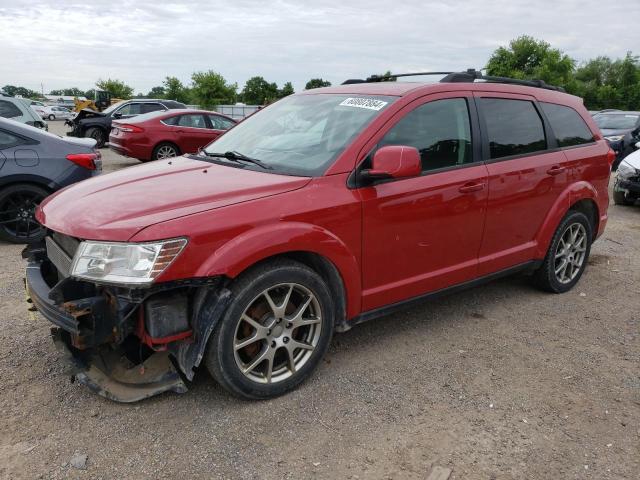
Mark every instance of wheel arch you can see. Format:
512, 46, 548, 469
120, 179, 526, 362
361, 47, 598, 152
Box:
193, 222, 361, 320
534, 181, 601, 257
0, 174, 57, 192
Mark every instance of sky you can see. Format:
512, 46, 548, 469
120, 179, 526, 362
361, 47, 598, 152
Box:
1, 0, 639, 95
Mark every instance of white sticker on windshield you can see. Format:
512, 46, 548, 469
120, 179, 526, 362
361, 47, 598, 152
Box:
339, 97, 388, 111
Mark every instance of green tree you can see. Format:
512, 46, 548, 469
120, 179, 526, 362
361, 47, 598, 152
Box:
241, 76, 279, 104
95, 78, 134, 99
278, 82, 295, 98
575, 53, 640, 110
2, 85, 40, 98
486, 35, 575, 89
84, 89, 96, 100
147, 86, 166, 98
305, 78, 331, 90
163, 76, 191, 103
190, 70, 237, 108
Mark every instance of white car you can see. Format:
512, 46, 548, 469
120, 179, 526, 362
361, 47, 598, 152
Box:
39, 105, 75, 120
614, 142, 640, 206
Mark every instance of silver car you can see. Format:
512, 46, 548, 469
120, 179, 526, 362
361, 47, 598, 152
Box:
0, 94, 48, 131
40, 105, 75, 121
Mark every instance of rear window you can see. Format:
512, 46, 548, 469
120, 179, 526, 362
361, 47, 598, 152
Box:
541, 103, 594, 147
480, 98, 546, 159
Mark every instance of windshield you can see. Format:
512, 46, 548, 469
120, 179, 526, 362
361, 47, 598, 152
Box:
594, 113, 639, 130
202, 94, 396, 176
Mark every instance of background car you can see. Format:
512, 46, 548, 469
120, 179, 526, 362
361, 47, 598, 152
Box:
66, 98, 186, 148
109, 109, 237, 161
39, 105, 75, 121
0, 94, 48, 131
0, 118, 101, 243
593, 111, 640, 168
613, 142, 640, 206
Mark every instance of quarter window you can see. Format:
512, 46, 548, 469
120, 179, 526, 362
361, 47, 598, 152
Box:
378, 98, 472, 172
541, 102, 595, 147
480, 98, 546, 159
0, 130, 23, 149
0, 100, 23, 119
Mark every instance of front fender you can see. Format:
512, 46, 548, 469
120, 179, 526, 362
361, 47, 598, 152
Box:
195, 222, 362, 318
534, 181, 600, 258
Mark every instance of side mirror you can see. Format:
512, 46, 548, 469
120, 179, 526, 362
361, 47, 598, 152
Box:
113, 113, 122, 119
361, 145, 421, 182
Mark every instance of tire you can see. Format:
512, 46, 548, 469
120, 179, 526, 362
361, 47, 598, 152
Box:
205, 259, 335, 399
613, 181, 635, 206
0, 184, 48, 243
48, 114, 55, 121
85, 127, 106, 148
152, 142, 180, 160
532, 210, 593, 293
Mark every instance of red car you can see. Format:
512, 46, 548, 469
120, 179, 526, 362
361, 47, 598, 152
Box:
108, 109, 237, 161
26, 70, 613, 402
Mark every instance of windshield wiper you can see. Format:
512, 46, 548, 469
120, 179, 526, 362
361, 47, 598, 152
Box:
203, 150, 272, 170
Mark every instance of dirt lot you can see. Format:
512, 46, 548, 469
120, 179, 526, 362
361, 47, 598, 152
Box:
0, 121, 638, 479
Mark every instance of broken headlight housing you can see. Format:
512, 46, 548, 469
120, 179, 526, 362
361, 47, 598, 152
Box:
70, 238, 187, 286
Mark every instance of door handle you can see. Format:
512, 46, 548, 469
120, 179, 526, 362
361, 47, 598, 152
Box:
546, 165, 566, 176
458, 182, 484, 193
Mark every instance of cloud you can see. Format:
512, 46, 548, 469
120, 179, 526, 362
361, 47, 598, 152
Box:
0, 0, 638, 93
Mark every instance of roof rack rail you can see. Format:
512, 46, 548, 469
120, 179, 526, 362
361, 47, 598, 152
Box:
342, 69, 565, 92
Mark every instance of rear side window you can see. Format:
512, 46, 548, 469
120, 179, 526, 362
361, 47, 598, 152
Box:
378, 98, 472, 172
480, 98, 546, 159
0, 100, 23, 119
541, 102, 595, 147
178, 114, 207, 129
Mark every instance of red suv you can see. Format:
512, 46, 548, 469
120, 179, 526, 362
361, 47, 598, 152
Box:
25, 71, 613, 402
109, 109, 237, 162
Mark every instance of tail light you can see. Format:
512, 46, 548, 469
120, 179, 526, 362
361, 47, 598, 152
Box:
606, 148, 616, 168
117, 124, 144, 133
66, 152, 100, 170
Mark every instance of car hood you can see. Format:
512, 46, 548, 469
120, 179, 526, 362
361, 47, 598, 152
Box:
37, 155, 311, 241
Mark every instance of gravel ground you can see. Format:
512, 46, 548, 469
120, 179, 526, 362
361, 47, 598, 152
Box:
0, 121, 638, 479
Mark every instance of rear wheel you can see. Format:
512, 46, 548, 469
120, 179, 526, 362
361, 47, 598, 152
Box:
0, 184, 48, 243
152, 143, 180, 160
205, 259, 334, 399
532, 210, 592, 293
85, 127, 106, 148
48, 114, 55, 120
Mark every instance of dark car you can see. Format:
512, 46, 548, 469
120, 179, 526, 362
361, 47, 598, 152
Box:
0, 118, 101, 243
66, 99, 186, 148
593, 111, 640, 168
109, 109, 237, 161
26, 70, 612, 402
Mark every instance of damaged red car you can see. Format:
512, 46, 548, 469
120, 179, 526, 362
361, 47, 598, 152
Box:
25, 70, 612, 402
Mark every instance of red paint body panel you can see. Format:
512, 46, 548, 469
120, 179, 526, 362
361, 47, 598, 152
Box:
37, 81, 612, 324
108, 109, 235, 161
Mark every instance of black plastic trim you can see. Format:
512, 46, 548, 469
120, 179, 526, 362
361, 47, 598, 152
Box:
342, 261, 542, 330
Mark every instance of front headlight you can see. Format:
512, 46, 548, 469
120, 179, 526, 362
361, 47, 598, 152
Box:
605, 135, 624, 142
70, 238, 187, 285
617, 161, 637, 179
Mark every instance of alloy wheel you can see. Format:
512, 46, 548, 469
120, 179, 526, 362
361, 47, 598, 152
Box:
156, 146, 177, 159
554, 223, 587, 284
0, 191, 45, 241
233, 283, 322, 384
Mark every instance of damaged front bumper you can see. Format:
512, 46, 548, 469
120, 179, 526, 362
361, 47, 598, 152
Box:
23, 239, 230, 403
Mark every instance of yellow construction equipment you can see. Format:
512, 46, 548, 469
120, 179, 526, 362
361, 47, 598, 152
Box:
73, 90, 122, 112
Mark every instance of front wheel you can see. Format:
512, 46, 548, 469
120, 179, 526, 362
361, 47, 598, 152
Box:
85, 127, 106, 148
205, 259, 335, 399
613, 181, 635, 206
532, 210, 592, 293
